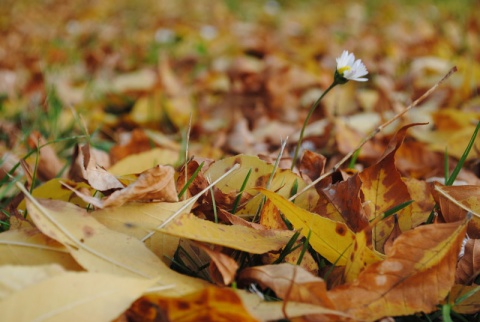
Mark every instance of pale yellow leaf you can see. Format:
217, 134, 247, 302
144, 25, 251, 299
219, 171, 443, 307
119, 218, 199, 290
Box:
23, 192, 207, 296
0, 227, 82, 271
93, 201, 194, 264
0, 264, 66, 299
0, 265, 155, 322
109, 148, 180, 176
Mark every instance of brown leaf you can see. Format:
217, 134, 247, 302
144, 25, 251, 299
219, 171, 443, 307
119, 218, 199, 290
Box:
110, 129, 156, 164
69, 164, 178, 208
315, 174, 369, 232
196, 243, 238, 286
328, 220, 468, 321
69, 144, 123, 191
434, 184, 480, 238
456, 239, 480, 284
239, 263, 340, 321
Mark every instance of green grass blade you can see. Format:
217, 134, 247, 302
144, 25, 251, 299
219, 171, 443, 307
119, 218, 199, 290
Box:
446, 121, 480, 186
296, 229, 311, 265
177, 161, 204, 199
231, 168, 252, 214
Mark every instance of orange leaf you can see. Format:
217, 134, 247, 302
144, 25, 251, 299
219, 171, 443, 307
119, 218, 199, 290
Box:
328, 219, 468, 321
128, 287, 258, 322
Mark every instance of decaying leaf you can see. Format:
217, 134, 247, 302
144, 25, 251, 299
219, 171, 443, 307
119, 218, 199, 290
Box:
328, 219, 468, 321
434, 184, 480, 238
456, 239, 480, 285
449, 284, 480, 314
196, 243, 239, 286
239, 263, 334, 309
67, 164, 178, 208
69, 143, 123, 191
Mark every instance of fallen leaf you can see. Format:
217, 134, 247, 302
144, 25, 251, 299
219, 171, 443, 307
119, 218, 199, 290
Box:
0, 264, 66, 299
159, 212, 295, 254
456, 239, 480, 284
239, 263, 334, 309
0, 227, 82, 271
0, 264, 155, 322
127, 287, 258, 322
259, 188, 355, 265
344, 229, 384, 283
93, 201, 190, 264
449, 284, 480, 314
359, 124, 420, 251
434, 184, 480, 238
315, 174, 369, 232
69, 144, 119, 192
68, 164, 179, 208
24, 193, 207, 296
196, 243, 238, 286
236, 289, 350, 321
328, 219, 468, 321
109, 148, 180, 176
205, 155, 318, 215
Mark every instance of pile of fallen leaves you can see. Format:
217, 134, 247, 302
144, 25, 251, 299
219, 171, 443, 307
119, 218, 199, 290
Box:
1, 0, 480, 321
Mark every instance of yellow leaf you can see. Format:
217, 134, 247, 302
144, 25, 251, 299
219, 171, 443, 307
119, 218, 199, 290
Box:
0, 227, 82, 271
109, 148, 180, 176
93, 201, 192, 265
259, 188, 355, 265
159, 213, 295, 254
0, 264, 155, 322
344, 229, 384, 283
17, 178, 90, 211
24, 192, 207, 296
205, 155, 318, 215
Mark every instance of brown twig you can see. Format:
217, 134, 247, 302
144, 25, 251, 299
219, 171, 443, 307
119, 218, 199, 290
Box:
289, 66, 458, 202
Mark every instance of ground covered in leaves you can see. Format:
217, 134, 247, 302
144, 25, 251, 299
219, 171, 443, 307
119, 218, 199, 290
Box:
1, 0, 480, 321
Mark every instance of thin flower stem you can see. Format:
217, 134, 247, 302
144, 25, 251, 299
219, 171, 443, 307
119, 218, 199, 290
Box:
291, 82, 338, 170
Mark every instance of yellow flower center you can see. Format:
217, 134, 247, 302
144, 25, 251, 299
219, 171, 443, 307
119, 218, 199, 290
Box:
338, 66, 351, 75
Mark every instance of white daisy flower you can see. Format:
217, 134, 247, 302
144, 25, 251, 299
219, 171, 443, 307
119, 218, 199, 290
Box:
335, 50, 368, 82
